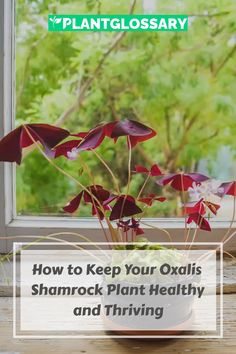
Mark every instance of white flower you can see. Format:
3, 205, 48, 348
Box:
188, 180, 221, 201
67, 148, 79, 160
188, 182, 202, 200
217, 187, 224, 195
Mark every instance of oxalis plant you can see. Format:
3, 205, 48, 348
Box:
0, 119, 235, 255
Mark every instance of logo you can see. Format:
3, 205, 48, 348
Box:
48, 16, 62, 28
48, 15, 188, 32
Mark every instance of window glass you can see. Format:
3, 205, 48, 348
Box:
15, 0, 236, 220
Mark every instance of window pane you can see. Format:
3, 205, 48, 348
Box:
15, 0, 236, 220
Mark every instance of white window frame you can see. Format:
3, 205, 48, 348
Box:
0, 0, 235, 253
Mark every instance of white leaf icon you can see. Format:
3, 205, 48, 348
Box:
55, 18, 62, 24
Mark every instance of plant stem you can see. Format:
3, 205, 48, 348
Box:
0, 234, 106, 263
78, 154, 96, 186
91, 149, 120, 194
188, 209, 204, 250
188, 225, 199, 250
223, 251, 236, 262
23, 126, 119, 243
222, 229, 236, 246
76, 158, 112, 245
221, 195, 236, 243
184, 226, 192, 248
180, 173, 188, 240
118, 137, 133, 221
126, 137, 132, 195
116, 227, 122, 243
90, 190, 112, 247
137, 172, 151, 200
218, 191, 236, 248
139, 221, 173, 244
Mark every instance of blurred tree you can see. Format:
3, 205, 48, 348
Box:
15, 0, 236, 216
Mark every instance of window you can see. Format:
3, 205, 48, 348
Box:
1, 0, 236, 253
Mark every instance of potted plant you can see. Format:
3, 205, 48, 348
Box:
0, 119, 235, 334
101, 240, 202, 334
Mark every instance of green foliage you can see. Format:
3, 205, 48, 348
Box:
16, 0, 236, 216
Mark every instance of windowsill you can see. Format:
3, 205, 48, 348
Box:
2, 216, 235, 252
8, 215, 236, 230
